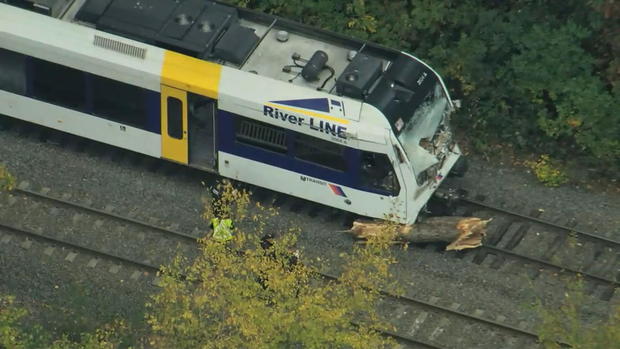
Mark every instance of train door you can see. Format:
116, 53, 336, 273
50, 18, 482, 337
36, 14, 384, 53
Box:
188, 93, 217, 171
161, 85, 188, 164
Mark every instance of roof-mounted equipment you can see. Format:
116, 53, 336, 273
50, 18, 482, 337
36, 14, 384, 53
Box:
336, 53, 383, 99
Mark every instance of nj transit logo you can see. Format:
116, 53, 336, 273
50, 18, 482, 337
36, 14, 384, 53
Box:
263, 98, 348, 139
300, 175, 347, 198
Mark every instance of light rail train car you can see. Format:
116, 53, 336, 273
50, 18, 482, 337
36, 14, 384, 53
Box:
0, 0, 463, 224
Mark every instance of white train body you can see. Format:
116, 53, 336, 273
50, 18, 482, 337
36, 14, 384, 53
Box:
0, 1, 461, 224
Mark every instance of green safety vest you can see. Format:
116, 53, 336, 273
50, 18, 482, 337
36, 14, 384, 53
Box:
211, 218, 233, 242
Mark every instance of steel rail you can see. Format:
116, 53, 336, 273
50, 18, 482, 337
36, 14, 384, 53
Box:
462, 197, 619, 246
320, 271, 542, 342
14, 186, 199, 243
479, 244, 619, 287
458, 197, 619, 288
0, 221, 159, 272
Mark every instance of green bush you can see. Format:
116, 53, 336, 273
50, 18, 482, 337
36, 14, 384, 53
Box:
537, 279, 620, 349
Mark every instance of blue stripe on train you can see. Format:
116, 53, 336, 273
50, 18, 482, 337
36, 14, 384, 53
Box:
218, 110, 358, 188
217, 110, 390, 196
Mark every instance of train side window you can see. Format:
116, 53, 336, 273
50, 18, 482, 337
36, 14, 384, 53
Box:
360, 151, 400, 195
0, 48, 27, 95
294, 134, 346, 171
91, 75, 147, 129
31, 58, 85, 110
235, 118, 288, 154
167, 97, 183, 139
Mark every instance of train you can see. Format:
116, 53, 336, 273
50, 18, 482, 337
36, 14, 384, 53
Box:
0, 0, 463, 224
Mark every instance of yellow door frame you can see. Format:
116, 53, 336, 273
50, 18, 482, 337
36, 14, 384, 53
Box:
161, 85, 188, 164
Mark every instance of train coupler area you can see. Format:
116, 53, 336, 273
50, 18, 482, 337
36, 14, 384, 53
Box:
426, 187, 466, 217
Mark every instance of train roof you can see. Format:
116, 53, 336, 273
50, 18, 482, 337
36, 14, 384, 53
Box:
66, 0, 402, 97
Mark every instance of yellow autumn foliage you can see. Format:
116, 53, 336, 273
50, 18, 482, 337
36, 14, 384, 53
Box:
146, 180, 397, 348
525, 155, 569, 187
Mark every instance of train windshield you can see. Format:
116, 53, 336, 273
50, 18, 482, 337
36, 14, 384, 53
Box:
395, 83, 451, 180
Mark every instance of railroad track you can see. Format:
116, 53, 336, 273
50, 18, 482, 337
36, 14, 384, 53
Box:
243, 185, 619, 303
0, 184, 547, 348
0, 221, 157, 280
0, 182, 202, 269
453, 193, 619, 301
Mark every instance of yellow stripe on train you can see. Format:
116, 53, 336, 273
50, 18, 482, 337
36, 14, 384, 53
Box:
161, 50, 222, 99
